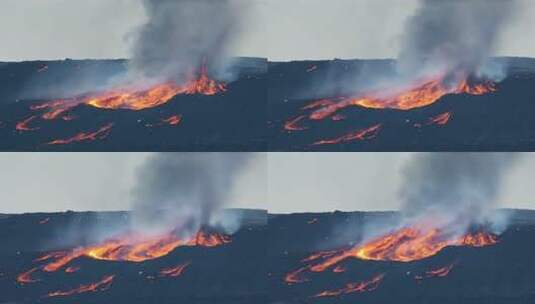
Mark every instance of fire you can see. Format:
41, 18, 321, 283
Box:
159, 262, 191, 278
40, 230, 229, 272
46, 275, 114, 298
313, 274, 384, 298
16, 267, 39, 284
284, 267, 309, 285
308, 76, 495, 120
312, 124, 381, 146
46, 123, 113, 145
415, 263, 455, 280
16, 116, 39, 131
147, 115, 183, 127
284, 115, 308, 132
308, 227, 497, 273
65, 266, 80, 273
416, 111, 452, 128
31, 64, 225, 120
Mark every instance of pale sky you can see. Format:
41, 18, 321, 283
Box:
0, 153, 534, 214
1, 0, 535, 61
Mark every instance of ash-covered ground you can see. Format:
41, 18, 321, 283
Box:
268, 209, 535, 304
0, 209, 267, 304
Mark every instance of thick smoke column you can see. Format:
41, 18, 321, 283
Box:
129, 0, 248, 82
131, 153, 253, 236
399, 153, 519, 233
397, 0, 517, 79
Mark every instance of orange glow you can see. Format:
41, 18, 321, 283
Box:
284, 115, 308, 132
40, 230, 229, 272
314, 274, 384, 298
308, 76, 495, 120
416, 111, 452, 127
16, 267, 39, 284
313, 124, 381, 145
284, 267, 309, 285
332, 265, 346, 273
159, 262, 191, 278
65, 266, 80, 273
46, 275, 114, 298
161, 115, 182, 126
415, 263, 455, 280
31, 64, 225, 120
307, 227, 497, 273
15, 116, 39, 131
46, 123, 113, 145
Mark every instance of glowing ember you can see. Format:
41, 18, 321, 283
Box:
46, 275, 114, 298
284, 115, 308, 132
31, 64, 225, 120
313, 274, 384, 298
46, 123, 113, 145
159, 262, 191, 278
284, 267, 309, 285
65, 266, 80, 273
307, 227, 497, 273
147, 115, 183, 127
15, 116, 40, 131
333, 265, 346, 273
415, 263, 455, 280
39, 230, 229, 272
16, 267, 39, 284
312, 124, 381, 146
427, 111, 452, 126
308, 76, 496, 120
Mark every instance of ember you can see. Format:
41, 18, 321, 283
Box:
46, 275, 114, 297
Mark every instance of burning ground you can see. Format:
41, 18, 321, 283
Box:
0, 58, 267, 151
269, 57, 535, 151
268, 210, 535, 304
0, 209, 267, 304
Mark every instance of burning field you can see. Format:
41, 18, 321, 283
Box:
269, 57, 535, 151
268, 210, 535, 304
0, 58, 267, 151
0, 209, 267, 304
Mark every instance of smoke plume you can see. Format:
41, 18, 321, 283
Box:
399, 153, 519, 233
130, 153, 253, 236
397, 0, 517, 79
129, 0, 248, 83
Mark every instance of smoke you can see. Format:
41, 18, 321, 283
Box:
130, 153, 253, 237
129, 0, 249, 83
399, 153, 520, 234
397, 0, 518, 80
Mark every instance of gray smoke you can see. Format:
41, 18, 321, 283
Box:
399, 153, 519, 233
129, 0, 248, 83
397, 0, 517, 80
130, 153, 253, 236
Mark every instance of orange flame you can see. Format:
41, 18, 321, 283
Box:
415, 263, 455, 280
15, 116, 40, 131
16, 267, 40, 284
308, 76, 495, 120
40, 231, 229, 272
313, 274, 384, 298
46, 275, 114, 298
32, 66, 225, 120
308, 227, 497, 273
312, 124, 381, 145
159, 262, 191, 278
284, 115, 308, 132
46, 123, 113, 145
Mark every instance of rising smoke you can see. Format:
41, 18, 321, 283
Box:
397, 0, 518, 80
399, 153, 520, 234
130, 153, 254, 236
129, 0, 249, 83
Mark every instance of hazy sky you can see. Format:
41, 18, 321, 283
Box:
1, 0, 534, 61
0, 153, 534, 214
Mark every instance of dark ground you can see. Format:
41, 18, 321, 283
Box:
2, 57, 535, 151
0, 209, 267, 304
268, 209, 535, 304
268, 57, 535, 151
1, 209, 534, 303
